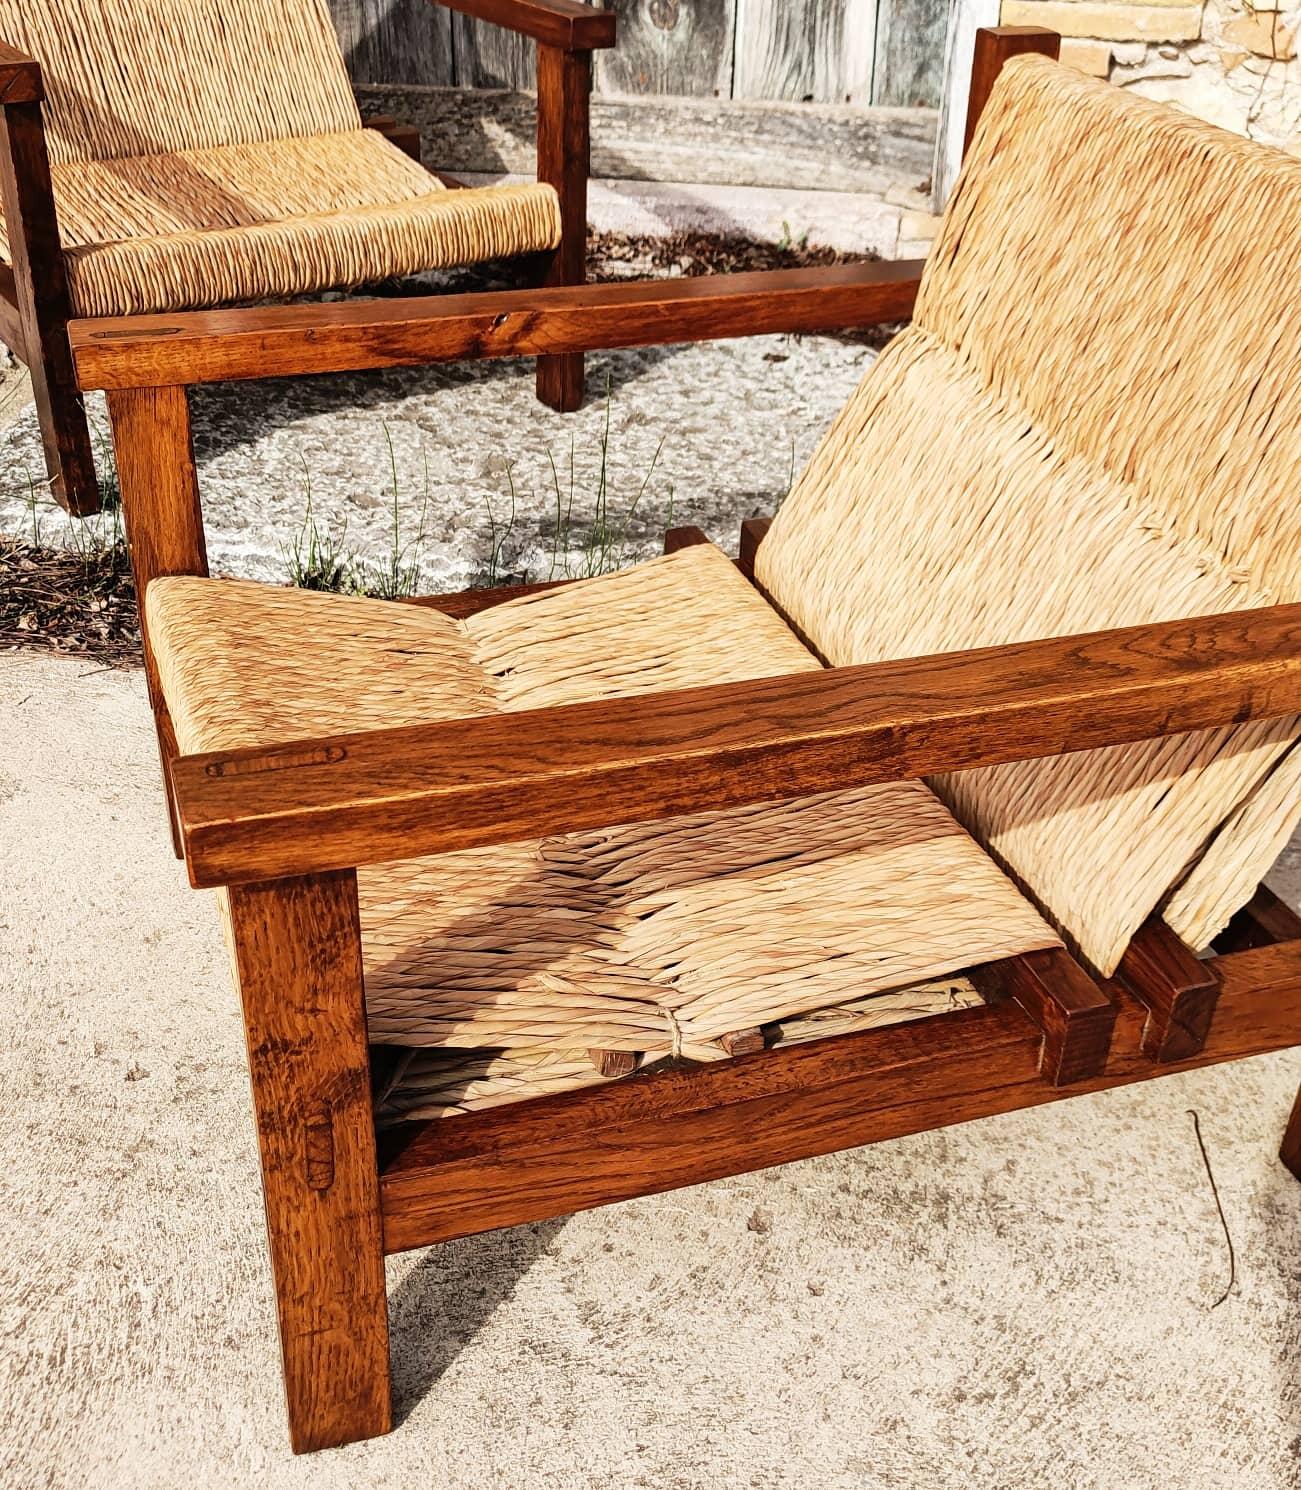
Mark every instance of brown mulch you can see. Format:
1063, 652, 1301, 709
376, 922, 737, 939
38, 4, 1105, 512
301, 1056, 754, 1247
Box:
0, 537, 142, 667
2, 230, 895, 666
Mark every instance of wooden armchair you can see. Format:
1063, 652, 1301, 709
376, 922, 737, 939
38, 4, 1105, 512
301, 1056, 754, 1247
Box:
73, 29, 1301, 1454
0, 0, 619, 515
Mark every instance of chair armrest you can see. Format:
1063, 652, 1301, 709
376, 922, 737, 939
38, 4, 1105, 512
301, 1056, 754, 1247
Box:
430, 0, 615, 49
70, 262, 924, 390
0, 41, 42, 105
169, 604, 1301, 889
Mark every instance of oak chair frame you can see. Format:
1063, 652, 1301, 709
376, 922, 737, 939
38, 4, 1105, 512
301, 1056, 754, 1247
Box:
74, 29, 1301, 1452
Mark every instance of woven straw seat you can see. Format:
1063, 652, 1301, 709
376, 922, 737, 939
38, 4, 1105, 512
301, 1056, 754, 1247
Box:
758, 57, 1301, 977
149, 545, 1061, 1114
0, 0, 560, 317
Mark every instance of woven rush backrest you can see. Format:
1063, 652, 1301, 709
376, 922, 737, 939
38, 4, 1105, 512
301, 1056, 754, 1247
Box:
0, 0, 360, 166
757, 58, 1301, 973
915, 55, 1301, 601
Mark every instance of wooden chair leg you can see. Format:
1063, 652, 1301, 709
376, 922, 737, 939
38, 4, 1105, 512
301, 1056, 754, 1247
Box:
1281, 1083, 1301, 1182
226, 870, 392, 1452
107, 386, 209, 857
535, 44, 591, 413
0, 97, 100, 515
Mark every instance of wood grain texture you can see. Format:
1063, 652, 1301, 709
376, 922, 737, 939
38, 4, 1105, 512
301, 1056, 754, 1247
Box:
964, 25, 1060, 155
169, 604, 1301, 889
1282, 1080, 1301, 1182
737, 516, 770, 578
377, 939, 1301, 1250
226, 872, 391, 1452
439, 0, 616, 48
535, 43, 591, 410
0, 100, 98, 514
969, 948, 1117, 1084
596, 0, 735, 99
873, 0, 951, 107
70, 261, 923, 390
0, 40, 42, 106
1116, 918, 1221, 1062
107, 386, 208, 856
732, 0, 875, 104
0, 265, 27, 360
452, 13, 536, 87
332, 0, 455, 85
355, 83, 937, 193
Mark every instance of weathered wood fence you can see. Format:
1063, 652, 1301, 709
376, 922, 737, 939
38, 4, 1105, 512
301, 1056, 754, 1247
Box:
329, 0, 950, 108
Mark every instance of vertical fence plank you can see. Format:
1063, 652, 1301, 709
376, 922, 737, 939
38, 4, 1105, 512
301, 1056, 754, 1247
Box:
596, 0, 736, 98
733, 0, 874, 104
873, 0, 950, 106
331, 0, 455, 85
452, 15, 537, 88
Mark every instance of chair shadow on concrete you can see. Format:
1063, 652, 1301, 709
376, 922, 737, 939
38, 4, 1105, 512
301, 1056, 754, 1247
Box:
387, 1215, 568, 1423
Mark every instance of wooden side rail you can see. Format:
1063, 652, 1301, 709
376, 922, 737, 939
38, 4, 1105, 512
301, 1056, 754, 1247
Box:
69, 262, 924, 391
376, 937, 1301, 1251
431, 0, 616, 49
167, 604, 1301, 889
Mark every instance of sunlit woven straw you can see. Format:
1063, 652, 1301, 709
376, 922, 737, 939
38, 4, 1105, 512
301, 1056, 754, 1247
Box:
377, 979, 981, 1122
758, 56, 1301, 975
149, 545, 1059, 1084
0, 0, 559, 315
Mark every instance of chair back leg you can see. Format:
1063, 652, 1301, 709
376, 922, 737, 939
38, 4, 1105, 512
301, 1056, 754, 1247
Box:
0, 99, 99, 515
535, 43, 590, 412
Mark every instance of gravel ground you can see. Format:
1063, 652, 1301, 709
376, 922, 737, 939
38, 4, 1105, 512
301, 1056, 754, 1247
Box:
0, 333, 875, 591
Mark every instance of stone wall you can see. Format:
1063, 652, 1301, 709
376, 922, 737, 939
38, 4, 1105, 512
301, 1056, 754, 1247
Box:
1002, 0, 1301, 149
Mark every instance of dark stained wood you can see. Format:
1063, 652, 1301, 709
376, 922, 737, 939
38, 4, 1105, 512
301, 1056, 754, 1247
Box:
0, 98, 99, 514
535, 43, 592, 411
964, 26, 1060, 156
0, 264, 27, 360
376, 938, 1301, 1251
589, 1048, 638, 1077
597, 0, 735, 98
1281, 1081, 1301, 1182
738, 516, 771, 578
720, 1027, 765, 1057
0, 41, 43, 105
663, 524, 711, 553
168, 604, 1301, 890
226, 871, 391, 1451
106, 386, 208, 856
970, 948, 1116, 1085
1117, 917, 1222, 1062
434, 0, 616, 49
1216, 884, 1301, 954
406, 575, 576, 616
70, 261, 925, 391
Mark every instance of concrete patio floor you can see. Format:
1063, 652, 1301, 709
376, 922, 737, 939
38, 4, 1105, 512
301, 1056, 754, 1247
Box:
1, 651, 1299, 1490
1, 330, 1299, 1487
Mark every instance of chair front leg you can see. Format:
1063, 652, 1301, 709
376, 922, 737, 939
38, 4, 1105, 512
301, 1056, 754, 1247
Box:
225, 870, 392, 1453
0, 94, 99, 515
1282, 1082, 1301, 1182
535, 42, 591, 412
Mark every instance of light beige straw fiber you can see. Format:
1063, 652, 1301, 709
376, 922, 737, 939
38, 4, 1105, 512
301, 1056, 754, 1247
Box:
758, 57, 1301, 974
0, 0, 560, 315
149, 545, 1060, 1095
